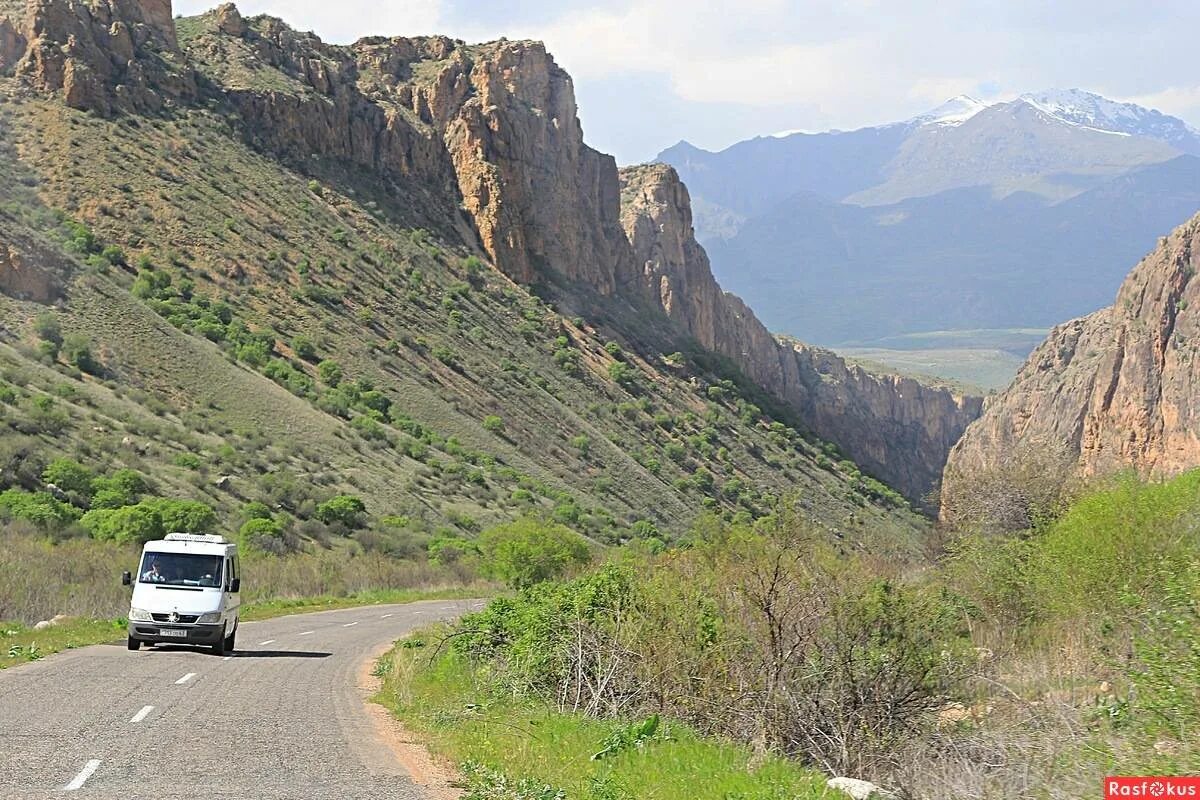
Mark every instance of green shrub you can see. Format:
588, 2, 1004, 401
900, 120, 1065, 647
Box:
432, 346, 459, 369
482, 415, 505, 434
553, 347, 579, 373
239, 517, 284, 545
173, 453, 203, 470
429, 534, 478, 566
317, 359, 343, 386
239, 501, 273, 522
33, 312, 62, 345
454, 564, 637, 684
143, 498, 217, 534
315, 494, 367, 528
42, 458, 94, 497
476, 519, 591, 590
81, 504, 164, 544
100, 244, 127, 266
1128, 561, 1200, 743
0, 489, 83, 530
89, 469, 148, 508
131, 268, 171, 299
290, 335, 317, 361
62, 333, 100, 374
351, 414, 387, 441
1030, 472, 1200, 627
607, 361, 637, 389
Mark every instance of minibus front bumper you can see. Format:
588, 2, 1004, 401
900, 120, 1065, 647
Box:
128, 622, 224, 644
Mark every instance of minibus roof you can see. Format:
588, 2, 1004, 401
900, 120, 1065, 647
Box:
142, 533, 237, 557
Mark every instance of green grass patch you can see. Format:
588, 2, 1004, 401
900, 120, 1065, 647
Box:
239, 586, 488, 622
0, 617, 128, 670
378, 638, 829, 800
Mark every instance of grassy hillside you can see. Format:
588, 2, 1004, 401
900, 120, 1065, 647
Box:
0, 67, 928, 565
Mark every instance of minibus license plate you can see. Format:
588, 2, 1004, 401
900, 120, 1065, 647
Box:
159, 628, 187, 638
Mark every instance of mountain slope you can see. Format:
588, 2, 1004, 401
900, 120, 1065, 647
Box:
1020, 89, 1200, 154
705, 155, 1200, 343
942, 211, 1200, 520
846, 99, 1179, 207
619, 163, 982, 502
658, 123, 911, 231
0, 0, 980, 557
657, 90, 1200, 351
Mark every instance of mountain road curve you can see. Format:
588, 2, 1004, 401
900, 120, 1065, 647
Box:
0, 599, 485, 799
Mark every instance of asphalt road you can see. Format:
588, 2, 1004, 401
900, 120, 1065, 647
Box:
0, 599, 483, 799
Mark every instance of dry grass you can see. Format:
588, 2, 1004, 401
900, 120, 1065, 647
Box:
0, 526, 480, 626
0, 526, 133, 623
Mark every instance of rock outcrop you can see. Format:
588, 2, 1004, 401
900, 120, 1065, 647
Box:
0, 15, 27, 71
7, 1, 984, 503
944, 212, 1200, 513
0, 233, 63, 303
619, 164, 983, 502
15, 0, 191, 113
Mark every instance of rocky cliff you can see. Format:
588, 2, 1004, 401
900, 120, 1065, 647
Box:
4, 0, 983, 503
943, 212, 1200, 516
7, 0, 191, 112
619, 164, 983, 502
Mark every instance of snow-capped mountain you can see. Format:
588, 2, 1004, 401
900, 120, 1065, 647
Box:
655, 87, 1200, 347
902, 89, 1200, 152
1016, 89, 1200, 152
910, 95, 988, 127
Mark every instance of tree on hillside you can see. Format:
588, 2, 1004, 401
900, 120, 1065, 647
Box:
477, 518, 592, 589
315, 494, 366, 529
42, 458, 94, 498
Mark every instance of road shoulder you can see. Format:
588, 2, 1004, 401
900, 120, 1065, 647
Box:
358, 639, 464, 800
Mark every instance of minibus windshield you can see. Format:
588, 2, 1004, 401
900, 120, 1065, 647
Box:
138, 552, 223, 588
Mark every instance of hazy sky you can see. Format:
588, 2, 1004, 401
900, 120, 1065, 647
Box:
174, 0, 1200, 164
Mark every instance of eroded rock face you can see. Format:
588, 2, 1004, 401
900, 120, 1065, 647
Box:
213, 3, 244, 37
17, 0, 190, 113
213, 24, 453, 186
620, 164, 983, 503
438, 41, 629, 291
0, 16, 28, 71
0, 237, 62, 303
944, 213, 1200, 513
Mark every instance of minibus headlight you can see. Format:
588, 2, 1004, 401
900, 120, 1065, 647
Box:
197, 612, 222, 624
128, 608, 152, 622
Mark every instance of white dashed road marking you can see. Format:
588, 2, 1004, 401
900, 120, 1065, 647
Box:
175, 673, 197, 685
64, 760, 101, 791
258, 640, 275, 646
342, 622, 358, 627
298, 631, 314, 637
380, 614, 393, 619
129, 706, 154, 724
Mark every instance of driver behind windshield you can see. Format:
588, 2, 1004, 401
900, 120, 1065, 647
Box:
141, 557, 165, 583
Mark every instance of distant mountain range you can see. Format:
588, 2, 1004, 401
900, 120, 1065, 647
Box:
657, 90, 1200, 346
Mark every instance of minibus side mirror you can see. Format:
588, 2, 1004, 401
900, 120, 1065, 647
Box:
230, 578, 241, 593
121, 571, 132, 587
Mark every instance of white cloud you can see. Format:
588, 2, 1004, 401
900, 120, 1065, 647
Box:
460, 0, 1040, 131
